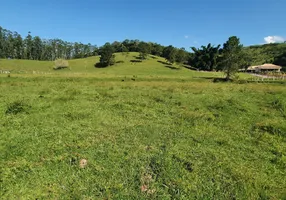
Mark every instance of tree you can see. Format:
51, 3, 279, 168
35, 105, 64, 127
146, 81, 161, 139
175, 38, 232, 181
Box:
190, 43, 221, 71
98, 43, 115, 67
6, 32, 15, 58
176, 48, 187, 64
32, 36, 43, 60
0, 27, 4, 58
111, 41, 122, 52
222, 36, 243, 80
274, 52, 286, 67
151, 43, 164, 56
138, 42, 150, 60
14, 33, 24, 59
163, 46, 177, 64
120, 44, 129, 60
24, 32, 33, 60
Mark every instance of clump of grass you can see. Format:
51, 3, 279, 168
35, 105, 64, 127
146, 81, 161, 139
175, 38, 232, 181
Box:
53, 59, 69, 70
5, 100, 30, 115
271, 98, 285, 117
252, 120, 286, 137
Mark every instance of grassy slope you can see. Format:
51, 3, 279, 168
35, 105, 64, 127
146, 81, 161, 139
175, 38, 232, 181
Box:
0, 54, 285, 199
0, 52, 229, 77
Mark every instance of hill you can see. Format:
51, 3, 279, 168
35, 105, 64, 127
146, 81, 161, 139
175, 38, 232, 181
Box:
244, 43, 286, 68
0, 52, 228, 79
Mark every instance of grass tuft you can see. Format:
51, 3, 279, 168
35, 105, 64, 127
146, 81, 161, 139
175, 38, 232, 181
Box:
5, 100, 30, 115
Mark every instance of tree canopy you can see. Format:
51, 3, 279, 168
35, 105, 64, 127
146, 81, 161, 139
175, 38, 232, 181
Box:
222, 36, 243, 80
98, 43, 115, 67
189, 43, 221, 71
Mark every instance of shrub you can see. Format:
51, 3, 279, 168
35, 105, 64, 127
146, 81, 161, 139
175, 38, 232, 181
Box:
53, 59, 69, 70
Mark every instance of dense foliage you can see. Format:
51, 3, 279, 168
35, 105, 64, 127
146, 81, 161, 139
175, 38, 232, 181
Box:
0, 27, 98, 60
189, 44, 221, 71
98, 43, 115, 67
244, 43, 286, 69
221, 36, 243, 80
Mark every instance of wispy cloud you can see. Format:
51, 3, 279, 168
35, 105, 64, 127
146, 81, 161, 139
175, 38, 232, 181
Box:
193, 40, 198, 44
184, 35, 189, 39
264, 36, 285, 44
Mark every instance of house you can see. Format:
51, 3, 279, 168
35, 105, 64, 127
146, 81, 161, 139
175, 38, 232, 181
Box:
246, 64, 282, 73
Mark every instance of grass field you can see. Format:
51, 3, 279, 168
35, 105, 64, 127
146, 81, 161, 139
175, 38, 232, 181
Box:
0, 54, 286, 199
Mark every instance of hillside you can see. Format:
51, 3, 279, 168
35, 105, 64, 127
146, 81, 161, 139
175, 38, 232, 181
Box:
244, 43, 286, 68
0, 52, 228, 79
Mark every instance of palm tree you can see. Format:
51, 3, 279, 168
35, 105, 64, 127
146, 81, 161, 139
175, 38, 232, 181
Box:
190, 43, 221, 71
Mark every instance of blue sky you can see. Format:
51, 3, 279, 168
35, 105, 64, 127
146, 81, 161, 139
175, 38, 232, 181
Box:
0, 0, 285, 49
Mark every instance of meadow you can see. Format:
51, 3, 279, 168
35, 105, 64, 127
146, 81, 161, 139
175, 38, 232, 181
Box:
0, 53, 286, 199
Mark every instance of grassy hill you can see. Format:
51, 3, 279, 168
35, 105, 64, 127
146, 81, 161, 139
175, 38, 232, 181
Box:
0, 52, 225, 77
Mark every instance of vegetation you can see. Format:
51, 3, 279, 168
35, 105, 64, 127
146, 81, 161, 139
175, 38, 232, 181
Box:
222, 36, 243, 80
1, 25, 286, 199
243, 43, 286, 69
0, 26, 188, 64
53, 59, 69, 70
138, 42, 151, 60
98, 43, 115, 67
0, 72, 285, 199
162, 46, 177, 64
0, 27, 98, 60
190, 44, 221, 71
189, 41, 286, 74
2, 25, 286, 75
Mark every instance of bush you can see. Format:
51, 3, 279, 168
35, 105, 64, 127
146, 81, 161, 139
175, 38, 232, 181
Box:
53, 59, 69, 70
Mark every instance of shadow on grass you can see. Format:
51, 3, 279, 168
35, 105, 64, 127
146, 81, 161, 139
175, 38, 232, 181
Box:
193, 77, 216, 80
130, 60, 142, 63
193, 77, 232, 82
94, 63, 109, 68
183, 65, 197, 71
116, 60, 124, 64
213, 78, 233, 82
165, 65, 180, 70
133, 56, 142, 60
157, 60, 171, 65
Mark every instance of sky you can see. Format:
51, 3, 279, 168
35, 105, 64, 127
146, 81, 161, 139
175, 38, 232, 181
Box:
0, 0, 285, 49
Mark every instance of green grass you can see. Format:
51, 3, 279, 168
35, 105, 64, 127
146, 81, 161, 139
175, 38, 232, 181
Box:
0, 52, 228, 77
0, 55, 285, 199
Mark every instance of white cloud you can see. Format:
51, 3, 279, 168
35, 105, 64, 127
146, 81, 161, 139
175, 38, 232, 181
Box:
193, 40, 198, 44
184, 35, 189, 39
264, 36, 285, 44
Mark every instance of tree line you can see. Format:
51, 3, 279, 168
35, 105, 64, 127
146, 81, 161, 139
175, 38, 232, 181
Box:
0, 26, 98, 60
